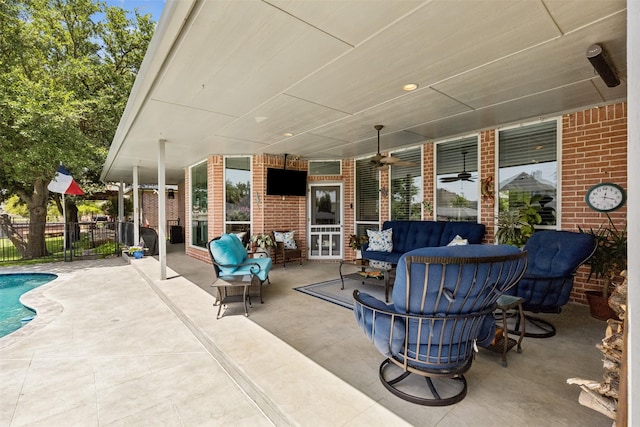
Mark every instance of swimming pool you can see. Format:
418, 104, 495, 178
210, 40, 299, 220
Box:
0, 273, 57, 338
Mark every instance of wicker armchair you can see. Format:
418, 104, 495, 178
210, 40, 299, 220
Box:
272, 231, 303, 268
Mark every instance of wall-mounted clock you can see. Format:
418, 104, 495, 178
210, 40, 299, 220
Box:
585, 182, 626, 212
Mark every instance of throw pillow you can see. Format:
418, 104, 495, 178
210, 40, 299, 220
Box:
210, 234, 247, 274
367, 228, 393, 252
369, 260, 392, 270
274, 231, 297, 249
447, 234, 469, 246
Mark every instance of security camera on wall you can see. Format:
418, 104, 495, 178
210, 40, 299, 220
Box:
586, 44, 620, 88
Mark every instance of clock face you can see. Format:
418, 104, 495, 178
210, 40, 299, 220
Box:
585, 183, 626, 212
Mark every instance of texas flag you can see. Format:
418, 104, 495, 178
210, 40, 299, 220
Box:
47, 165, 84, 195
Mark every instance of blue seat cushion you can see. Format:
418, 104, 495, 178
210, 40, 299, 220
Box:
232, 257, 272, 282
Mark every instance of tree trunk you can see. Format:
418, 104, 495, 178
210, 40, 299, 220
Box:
0, 214, 28, 257
23, 179, 49, 259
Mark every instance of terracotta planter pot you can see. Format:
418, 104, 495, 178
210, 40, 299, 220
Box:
585, 290, 617, 321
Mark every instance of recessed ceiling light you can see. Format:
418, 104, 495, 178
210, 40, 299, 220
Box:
283, 132, 294, 137
535, 145, 544, 150
403, 83, 418, 91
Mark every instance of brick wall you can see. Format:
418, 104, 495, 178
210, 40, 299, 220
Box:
560, 103, 627, 303
140, 190, 180, 230
479, 130, 496, 243
180, 101, 627, 303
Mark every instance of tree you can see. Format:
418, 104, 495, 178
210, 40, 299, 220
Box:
0, 0, 154, 258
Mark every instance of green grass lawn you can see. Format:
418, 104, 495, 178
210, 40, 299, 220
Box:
0, 234, 120, 266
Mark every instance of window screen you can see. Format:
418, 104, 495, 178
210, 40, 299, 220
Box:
225, 157, 251, 234
436, 137, 478, 222
390, 148, 422, 220
309, 160, 341, 176
498, 121, 558, 226
355, 158, 379, 239
190, 161, 208, 248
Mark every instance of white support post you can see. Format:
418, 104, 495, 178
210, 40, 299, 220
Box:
118, 182, 124, 223
133, 165, 140, 246
627, 2, 639, 425
158, 139, 167, 280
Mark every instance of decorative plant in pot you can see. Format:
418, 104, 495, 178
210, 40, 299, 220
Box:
495, 195, 542, 247
579, 214, 627, 320
348, 234, 368, 259
250, 233, 275, 254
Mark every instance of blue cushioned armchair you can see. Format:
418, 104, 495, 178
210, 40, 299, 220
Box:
354, 245, 527, 406
208, 234, 272, 318
509, 230, 596, 337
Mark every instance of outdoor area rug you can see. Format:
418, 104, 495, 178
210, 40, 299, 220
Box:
295, 277, 388, 310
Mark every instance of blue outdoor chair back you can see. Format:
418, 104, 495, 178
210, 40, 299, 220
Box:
507, 230, 596, 338
515, 230, 596, 311
353, 244, 527, 405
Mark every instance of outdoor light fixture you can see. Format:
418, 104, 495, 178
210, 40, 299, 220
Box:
168, 189, 175, 199
586, 44, 620, 88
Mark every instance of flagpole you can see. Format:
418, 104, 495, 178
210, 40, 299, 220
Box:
62, 193, 67, 261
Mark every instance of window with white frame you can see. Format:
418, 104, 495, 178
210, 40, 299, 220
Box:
355, 157, 379, 238
390, 147, 422, 220
309, 160, 341, 176
190, 161, 208, 248
436, 136, 478, 222
498, 120, 558, 226
224, 157, 251, 236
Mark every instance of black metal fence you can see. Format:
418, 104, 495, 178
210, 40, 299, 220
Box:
0, 220, 121, 263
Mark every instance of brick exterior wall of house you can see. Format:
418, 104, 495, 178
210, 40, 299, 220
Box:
181, 101, 627, 303
560, 103, 627, 303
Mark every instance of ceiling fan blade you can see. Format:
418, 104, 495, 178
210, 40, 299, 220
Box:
463, 178, 475, 182
440, 177, 461, 183
379, 156, 398, 164
370, 153, 384, 163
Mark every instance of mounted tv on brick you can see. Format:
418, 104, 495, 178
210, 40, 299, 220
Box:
266, 167, 307, 196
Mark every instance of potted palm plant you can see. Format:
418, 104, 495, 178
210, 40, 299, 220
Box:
580, 215, 627, 320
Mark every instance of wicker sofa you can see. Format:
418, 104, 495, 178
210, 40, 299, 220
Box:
361, 220, 486, 265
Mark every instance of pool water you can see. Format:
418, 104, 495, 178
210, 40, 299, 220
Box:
0, 273, 57, 338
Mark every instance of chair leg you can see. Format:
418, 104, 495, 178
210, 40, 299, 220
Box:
378, 359, 468, 406
510, 313, 556, 338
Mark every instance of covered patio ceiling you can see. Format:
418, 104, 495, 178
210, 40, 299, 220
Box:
101, 0, 627, 185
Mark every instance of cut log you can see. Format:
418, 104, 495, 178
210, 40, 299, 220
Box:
577, 389, 617, 420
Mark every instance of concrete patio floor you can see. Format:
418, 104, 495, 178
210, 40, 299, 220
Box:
0, 248, 613, 426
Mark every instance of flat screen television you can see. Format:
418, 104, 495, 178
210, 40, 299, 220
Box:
266, 168, 307, 196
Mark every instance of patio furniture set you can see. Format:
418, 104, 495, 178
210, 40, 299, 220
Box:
206, 220, 596, 406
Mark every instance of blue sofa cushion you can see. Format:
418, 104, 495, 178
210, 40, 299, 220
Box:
439, 221, 486, 246
386, 220, 445, 253
361, 220, 486, 266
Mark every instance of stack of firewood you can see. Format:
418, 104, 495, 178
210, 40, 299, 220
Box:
567, 271, 627, 422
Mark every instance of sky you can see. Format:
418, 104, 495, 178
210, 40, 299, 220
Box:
104, 0, 166, 22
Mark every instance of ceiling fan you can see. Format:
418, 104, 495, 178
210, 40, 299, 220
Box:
440, 151, 475, 183
370, 125, 417, 169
